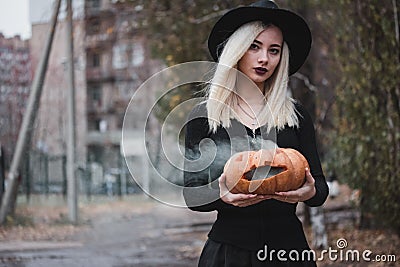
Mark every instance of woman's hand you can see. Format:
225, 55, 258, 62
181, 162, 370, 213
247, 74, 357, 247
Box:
273, 168, 316, 203
219, 173, 270, 207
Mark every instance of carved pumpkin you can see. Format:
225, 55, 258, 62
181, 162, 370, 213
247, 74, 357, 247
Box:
223, 148, 309, 194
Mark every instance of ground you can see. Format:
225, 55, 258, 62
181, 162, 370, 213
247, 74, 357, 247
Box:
0, 186, 398, 267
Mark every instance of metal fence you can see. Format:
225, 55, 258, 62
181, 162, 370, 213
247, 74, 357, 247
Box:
18, 150, 141, 200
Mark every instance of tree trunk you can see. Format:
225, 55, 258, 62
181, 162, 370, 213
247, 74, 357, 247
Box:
310, 206, 328, 249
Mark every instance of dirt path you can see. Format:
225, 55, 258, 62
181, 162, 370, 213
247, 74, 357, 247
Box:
0, 190, 398, 267
0, 195, 216, 267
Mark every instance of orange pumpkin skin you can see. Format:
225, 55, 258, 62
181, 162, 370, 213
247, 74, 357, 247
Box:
223, 148, 309, 195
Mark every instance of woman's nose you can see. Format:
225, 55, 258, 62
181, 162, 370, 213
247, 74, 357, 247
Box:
257, 51, 268, 64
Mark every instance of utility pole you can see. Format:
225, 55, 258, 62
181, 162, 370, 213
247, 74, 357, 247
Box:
66, 0, 78, 223
0, 143, 5, 206
0, 0, 62, 224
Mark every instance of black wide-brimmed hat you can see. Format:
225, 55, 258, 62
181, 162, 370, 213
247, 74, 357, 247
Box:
208, 0, 312, 75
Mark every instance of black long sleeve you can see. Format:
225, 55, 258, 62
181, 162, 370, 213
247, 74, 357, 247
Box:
183, 103, 233, 212
295, 104, 329, 207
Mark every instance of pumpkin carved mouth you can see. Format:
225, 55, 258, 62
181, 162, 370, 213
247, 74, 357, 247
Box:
223, 148, 309, 194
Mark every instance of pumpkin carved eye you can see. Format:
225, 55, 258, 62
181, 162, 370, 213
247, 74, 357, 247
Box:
223, 148, 309, 194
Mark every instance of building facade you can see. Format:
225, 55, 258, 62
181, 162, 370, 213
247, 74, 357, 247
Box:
0, 34, 32, 167
28, 0, 162, 192
30, 17, 87, 161
84, 0, 162, 173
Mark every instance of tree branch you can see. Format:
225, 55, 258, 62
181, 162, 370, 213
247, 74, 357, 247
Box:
393, 0, 399, 44
393, 0, 400, 64
188, 9, 229, 24
292, 72, 318, 92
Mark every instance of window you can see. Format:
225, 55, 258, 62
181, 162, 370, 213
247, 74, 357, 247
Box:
93, 53, 100, 67
99, 119, 107, 132
131, 43, 144, 66
88, 85, 102, 101
88, 52, 101, 68
120, 80, 139, 98
112, 44, 128, 69
87, 0, 101, 9
87, 19, 101, 35
88, 118, 107, 132
87, 85, 102, 111
88, 118, 100, 131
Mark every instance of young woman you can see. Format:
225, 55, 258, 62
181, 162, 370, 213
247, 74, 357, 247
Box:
183, 1, 329, 266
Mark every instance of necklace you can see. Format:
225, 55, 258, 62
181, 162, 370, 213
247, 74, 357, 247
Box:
237, 102, 264, 126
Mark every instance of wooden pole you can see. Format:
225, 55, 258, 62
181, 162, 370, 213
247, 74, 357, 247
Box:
66, 0, 78, 223
0, 144, 5, 206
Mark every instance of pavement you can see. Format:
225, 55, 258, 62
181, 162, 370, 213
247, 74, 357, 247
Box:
0, 184, 359, 267
0, 195, 216, 267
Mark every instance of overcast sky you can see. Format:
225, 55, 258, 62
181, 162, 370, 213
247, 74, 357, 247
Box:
0, 0, 31, 39
0, 0, 84, 40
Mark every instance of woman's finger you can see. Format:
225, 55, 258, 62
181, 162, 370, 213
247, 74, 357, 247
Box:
218, 173, 226, 186
305, 168, 315, 184
219, 173, 272, 206
218, 174, 229, 196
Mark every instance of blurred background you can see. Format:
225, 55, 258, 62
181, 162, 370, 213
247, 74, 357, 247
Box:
0, 0, 399, 266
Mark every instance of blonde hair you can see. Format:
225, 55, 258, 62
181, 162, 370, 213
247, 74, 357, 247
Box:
206, 21, 298, 133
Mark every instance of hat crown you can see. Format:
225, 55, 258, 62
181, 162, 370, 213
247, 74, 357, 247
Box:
250, 0, 279, 9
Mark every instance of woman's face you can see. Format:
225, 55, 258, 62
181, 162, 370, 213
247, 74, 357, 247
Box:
237, 25, 283, 90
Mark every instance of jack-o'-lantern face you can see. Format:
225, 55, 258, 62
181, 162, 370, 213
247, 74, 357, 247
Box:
223, 148, 308, 194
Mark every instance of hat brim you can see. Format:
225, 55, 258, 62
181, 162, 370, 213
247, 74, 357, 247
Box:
208, 6, 312, 75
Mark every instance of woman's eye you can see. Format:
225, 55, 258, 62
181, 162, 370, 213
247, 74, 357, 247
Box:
249, 43, 259, 50
270, 48, 280, 55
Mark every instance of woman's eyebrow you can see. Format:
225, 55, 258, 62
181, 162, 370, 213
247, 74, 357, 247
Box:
253, 39, 282, 48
